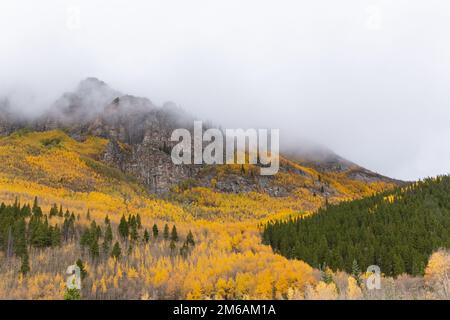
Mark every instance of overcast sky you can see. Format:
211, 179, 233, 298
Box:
1, 0, 449, 180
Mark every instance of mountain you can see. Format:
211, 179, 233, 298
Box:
0, 78, 400, 200
0, 78, 447, 301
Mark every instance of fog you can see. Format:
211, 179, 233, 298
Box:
1, 0, 449, 180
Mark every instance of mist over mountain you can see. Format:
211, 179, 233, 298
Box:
0, 78, 369, 166
0, 78, 400, 196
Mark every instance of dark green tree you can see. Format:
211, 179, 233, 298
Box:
170, 225, 178, 242
118, 215, 129, 239
163, 224, 169, 240
111, 241, 122, 259
152, 224, 159, 239
186, 230, 195, 246
143, 229, 150, 243
20, 251, 30, 275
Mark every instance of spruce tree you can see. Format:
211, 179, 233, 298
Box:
352, 259, 362, 285
143, 229, 150, 243
118, 215, 129, 239
163, 224, 169, 240
186, 230, 195, 246
111, 242, 122, 259
152, 224, 159, 239
103, 223, 113, 254
20, 251, 30, 275
170, 225, 178, 242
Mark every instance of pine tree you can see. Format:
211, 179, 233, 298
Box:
89, 238, 100, 260
13, 219, 27, 256
32, 197, 42, 217
118, 215, 129, 239
171, 225, 178, 242
49, 204, 58, 218
186, 230, 195, 246
50, 225, 61, 247
352, 259, 362, 285
20, 251, 30, 275
143, 229, 150, 243
152, 224, 159, 239
111, 242, 122, 259
130, 221, 138, 242
86, 209, 91, 221
163, 224, 169, 240
103, 223, 113, 254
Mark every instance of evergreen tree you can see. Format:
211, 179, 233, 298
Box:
13, 219, 27, 257
50, 225, 61, 247
186, 230, 195, 246
170, 225, 178, 242
352, 259, 361, 280
32, 197, 42, 217
103, 223, 113, 254
118, 215, 129, 239
163, 224, 169, 240
262, 175, 450, 276
111, 242, 122, 259
143, 229, 150, 243
49, 204, 58, 218
89, 237, 100, 260
152, 224, 159, 239
130, 220, 138, 242
20, 251, 30, 275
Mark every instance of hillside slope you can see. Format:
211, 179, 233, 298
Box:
0, 78, 414, 300
263, 176, 450, 276
0, 78, 400, 197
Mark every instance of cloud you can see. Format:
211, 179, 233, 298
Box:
0, 0, 449, 180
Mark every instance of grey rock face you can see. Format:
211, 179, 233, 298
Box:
0, 78, 402, 195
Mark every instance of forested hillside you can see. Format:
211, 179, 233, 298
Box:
263, 176, 450, 276
0, 79, 447, 300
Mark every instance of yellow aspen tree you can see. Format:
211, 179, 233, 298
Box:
346, 276, 363, 300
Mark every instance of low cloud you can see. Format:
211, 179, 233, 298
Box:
1, 0, 449, 180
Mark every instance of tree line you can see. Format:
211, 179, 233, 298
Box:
0, 197, 196, 278
263, 175, 450, 276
